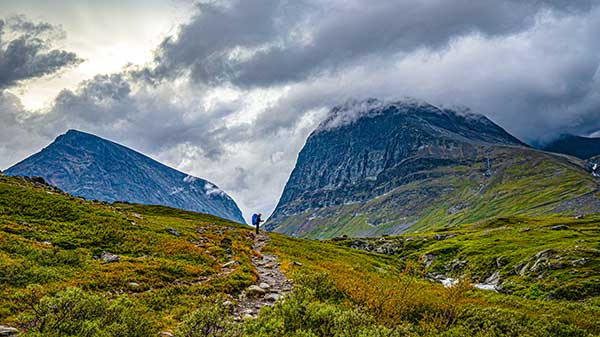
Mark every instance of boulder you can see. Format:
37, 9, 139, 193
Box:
258, 282, 271, 290
421, 254, 437, 268
222, 260, 240, 268
167, 228, 181, 236
516, 262, 530, 276
434, 234, 447, 240
265, 293, 280, 302
535, 249, 555, 260
446, 258, 467, 272
551, 225, 569, 230
246, 285, 266, 297
100, 251, 120, 263
0, 326, 18, 336
484, 271, 501, 285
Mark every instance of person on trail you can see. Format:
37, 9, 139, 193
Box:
252, 213, 264, 234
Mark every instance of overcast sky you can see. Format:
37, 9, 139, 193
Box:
1, 0, 600, 222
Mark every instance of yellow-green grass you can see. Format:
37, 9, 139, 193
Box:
267, 231, 600, 336
0, 174, 256, 331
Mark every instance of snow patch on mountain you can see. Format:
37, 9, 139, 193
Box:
205, 182, 226, 197
169, 187, 184, 195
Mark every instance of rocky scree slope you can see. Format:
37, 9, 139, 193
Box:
5, 130, 244, 223
267, 99, 600, 238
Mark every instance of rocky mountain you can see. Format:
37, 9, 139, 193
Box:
541, 134, 600, 159
4, 130, 245, 223
267, 99, 600, 238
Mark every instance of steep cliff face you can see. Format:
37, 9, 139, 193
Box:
5, 130, 245, 223
267, 99, 600, 238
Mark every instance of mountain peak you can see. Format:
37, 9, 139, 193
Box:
316, 98, 492, 134
52, 129, 111, 148
62, 129, 96, 138
6, 130, 245, 223
314, 98, 523, 146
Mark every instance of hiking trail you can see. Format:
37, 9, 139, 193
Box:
233, 232, 293, 320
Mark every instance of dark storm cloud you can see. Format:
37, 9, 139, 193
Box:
0, 15, 82, 88
148, 0, 594, 88
44, 73, 232, 158
142, 0, 298, 84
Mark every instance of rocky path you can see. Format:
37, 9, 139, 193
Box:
233, 232, 292, 320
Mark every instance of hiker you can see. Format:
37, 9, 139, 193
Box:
252, 213, 264, 234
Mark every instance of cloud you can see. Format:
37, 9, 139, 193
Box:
147, 0, 594, 88
0, 15, 82, 89
2, 2, 600, 222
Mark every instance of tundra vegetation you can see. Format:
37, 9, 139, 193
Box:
0, 174, 599, 336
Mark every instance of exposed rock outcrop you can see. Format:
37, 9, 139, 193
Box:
268, 99, 598, 239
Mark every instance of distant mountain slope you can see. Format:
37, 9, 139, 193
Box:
5, 130, 245, 223
541, 134, 600, 159
267, 99, 600, 238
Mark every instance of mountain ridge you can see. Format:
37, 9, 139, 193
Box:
540, 134, 600, 159
5, 129, 245, 223
267, 99, 600, 238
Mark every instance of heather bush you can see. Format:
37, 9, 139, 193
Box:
18, 287, 154, 337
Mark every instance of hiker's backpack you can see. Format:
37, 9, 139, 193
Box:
252, 213, 258, 226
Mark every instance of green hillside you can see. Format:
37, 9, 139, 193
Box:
271, 147, 600, 239
1, 173, 599, 336
327, 215, 600, 301
0, 174, 256, 334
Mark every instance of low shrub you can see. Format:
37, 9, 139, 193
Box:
18, 287, 154, 337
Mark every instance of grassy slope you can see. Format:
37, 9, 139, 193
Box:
267, 232, 600, 336
0, 174, 256, 331
328, 215, 600, 300
272, 147, 600, 239
1, 173, 600, 336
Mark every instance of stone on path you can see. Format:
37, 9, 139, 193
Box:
246, 285, 266, 296
265, 293, 279, 302
233, 233, 292, 320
